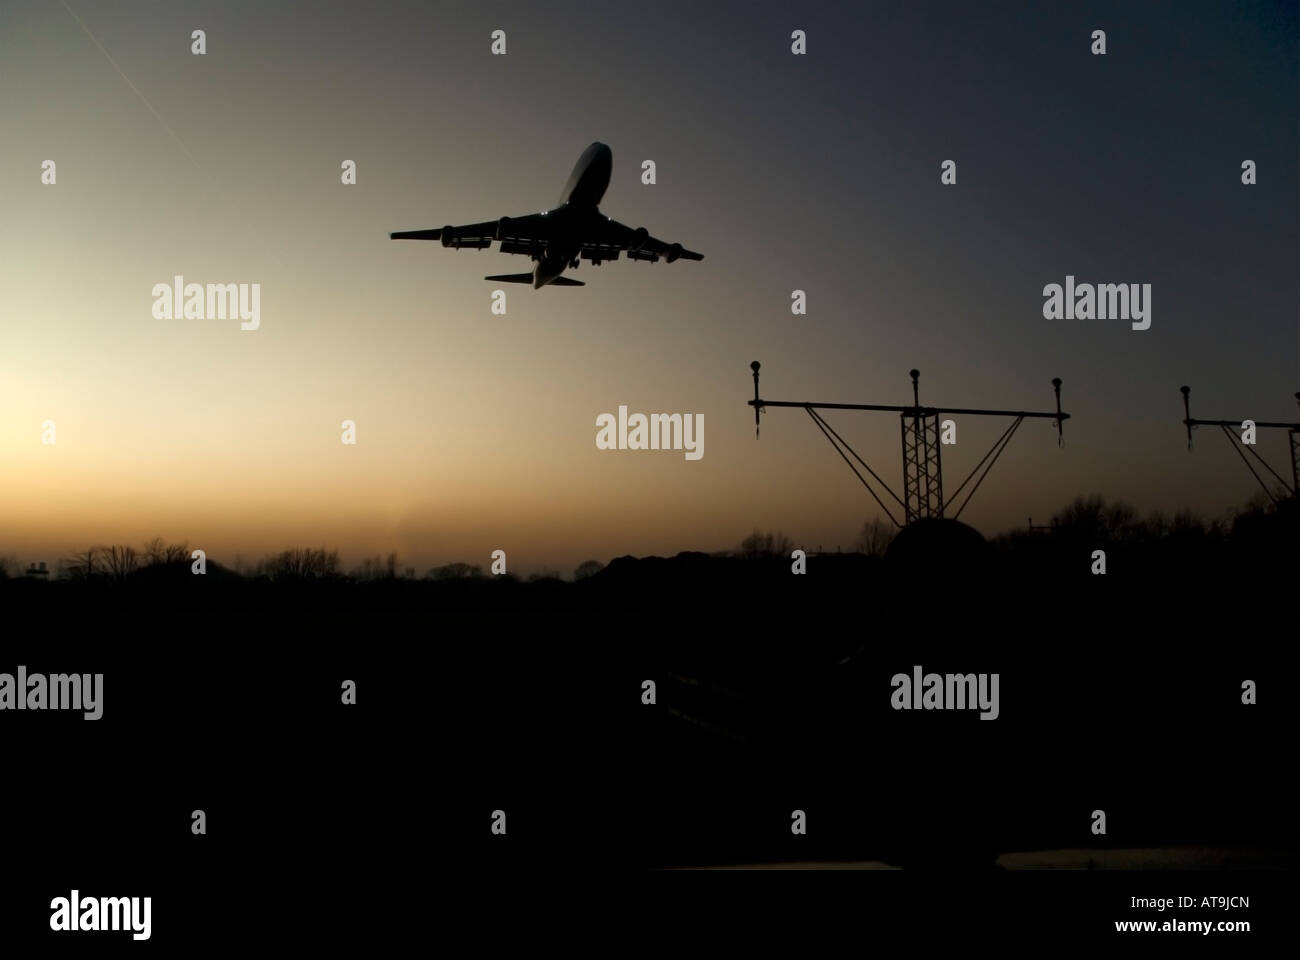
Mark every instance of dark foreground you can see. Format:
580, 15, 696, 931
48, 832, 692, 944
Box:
1, 522, 1295, 944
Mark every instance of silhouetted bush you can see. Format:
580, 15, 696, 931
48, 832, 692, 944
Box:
574, 560, 604, 580
427, 562, 484, 580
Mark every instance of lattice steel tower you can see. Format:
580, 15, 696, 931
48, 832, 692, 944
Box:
748, 363, 1069, 528
900, 370, 944, 522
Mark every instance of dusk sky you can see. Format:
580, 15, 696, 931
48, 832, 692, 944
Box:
1, 0, 1295, 574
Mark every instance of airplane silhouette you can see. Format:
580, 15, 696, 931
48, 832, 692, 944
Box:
390, 142, 703, 288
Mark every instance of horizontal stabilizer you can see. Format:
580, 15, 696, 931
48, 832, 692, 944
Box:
483, 274, 586, 287
391, 229, 442, 241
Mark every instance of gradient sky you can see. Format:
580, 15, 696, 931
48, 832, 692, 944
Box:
1, 0, 1296, 574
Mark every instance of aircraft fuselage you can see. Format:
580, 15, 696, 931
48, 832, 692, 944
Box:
531, 142, 613, 288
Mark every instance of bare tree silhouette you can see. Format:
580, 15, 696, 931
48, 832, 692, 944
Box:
99, 545, 139, 582
141, 537, 191, 566
855, 517, 896, 557
59, 547, 98, 580
60, 545, 138, 581
258, 547, 341, 580
738, 529, 794, 558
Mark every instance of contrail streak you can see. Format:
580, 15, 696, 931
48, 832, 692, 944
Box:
59, 0, 203, 170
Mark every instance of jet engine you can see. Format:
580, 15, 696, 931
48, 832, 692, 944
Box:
666, 242, 683, 264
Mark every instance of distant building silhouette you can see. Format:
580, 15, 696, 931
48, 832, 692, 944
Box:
25, 561, 49, 580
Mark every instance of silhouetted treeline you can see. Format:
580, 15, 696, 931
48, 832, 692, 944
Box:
993, 493, 1298, 585
738, 529, 794, 558
1, 493, 1294, 595
2, 498, 1294, 868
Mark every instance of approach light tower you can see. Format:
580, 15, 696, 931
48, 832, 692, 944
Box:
1180, 385, 1300, 502
748, 363, 1070, 527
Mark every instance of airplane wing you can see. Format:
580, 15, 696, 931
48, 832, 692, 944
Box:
390, 214, 552, 254
587, 218, 703, 263
390, 214, 702, 263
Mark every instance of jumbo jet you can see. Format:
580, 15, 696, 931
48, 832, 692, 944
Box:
390, 142, 703, 288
